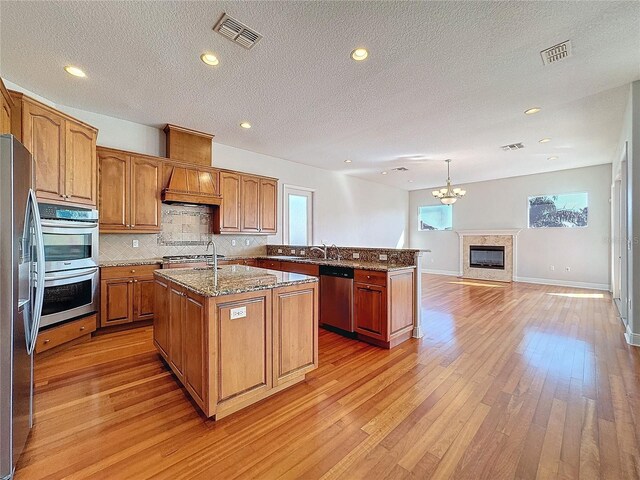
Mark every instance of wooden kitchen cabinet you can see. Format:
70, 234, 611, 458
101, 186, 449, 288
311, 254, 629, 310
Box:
354, 268, 415, 348
1, 78, 13, 135
153, 277, 170, 357
98, 147, 161, 233
215, 171, 278, 235
168, 283, 186, 379
100, 264, 160, 328
257, 259, 282, 270
10, 91, 98, 206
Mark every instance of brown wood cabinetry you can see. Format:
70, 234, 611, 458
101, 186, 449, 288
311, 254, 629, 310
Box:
354, 268, 415, 348
215, 172, 277, 235
153, 276, 318, 419
161, 162, 220, 205
1, 78, 13, 135
257, 259, 282, 270
35, 314, 97, 353
98, 147, 161, 233
100, 264, 160, 328
164, 124, 213, 167
10, 91, 97, 206
278, 261, 319, 276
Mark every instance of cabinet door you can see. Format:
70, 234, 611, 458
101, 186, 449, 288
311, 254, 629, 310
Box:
0, 87, 11, 135
169, 284, 185, 379
259, 179, 277, 234
184, 293, 206, 406
64, 120, 97, 206
388, 271, 415, 335
100, 278, 133, 327
273, 284, 318, 386
130, 156, 161, 231
354, 283, 388, 341
133, 276, 155, 321
98, 151, 130, 231
22, 101, 65, 202
218, 172, 241, 232
153, 278, 170, 356
216, 295, 271, 403
241, 175, 260, 232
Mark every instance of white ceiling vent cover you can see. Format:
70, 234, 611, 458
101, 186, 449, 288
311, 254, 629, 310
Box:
540, 40, 572, 66
500, 143, 524, 151
214, 14, 262, 50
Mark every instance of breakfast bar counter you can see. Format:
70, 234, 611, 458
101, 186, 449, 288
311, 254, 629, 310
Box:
153, 265, 319, 419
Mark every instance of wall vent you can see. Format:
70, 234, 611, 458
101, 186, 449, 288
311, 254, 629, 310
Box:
214, 13, 262, 50
540, 40, 572, 66
500, 143, 524, 151
392, 167, 409, 172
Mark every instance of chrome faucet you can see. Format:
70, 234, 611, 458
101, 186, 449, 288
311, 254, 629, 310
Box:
310, 243, 328, 259
206, 237, 218, 285
329, 244, 342, 261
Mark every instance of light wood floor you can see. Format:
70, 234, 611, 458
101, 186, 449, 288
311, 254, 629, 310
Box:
16, 275, 640, 479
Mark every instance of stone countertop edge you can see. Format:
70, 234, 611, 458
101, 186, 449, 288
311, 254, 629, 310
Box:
100, 258, 163, 267
153, 267, 319, 298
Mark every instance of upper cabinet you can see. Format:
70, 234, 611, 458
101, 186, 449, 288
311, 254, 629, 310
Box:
162, 162, 221, 206
215, 172, 277, 234
98, 146, 161, 233
164, 124, 214, 167
0, 78, 13, 135
10, 91, 98, 207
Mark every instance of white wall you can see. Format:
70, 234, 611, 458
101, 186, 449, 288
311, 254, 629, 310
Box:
5, 80, 409, 249
410, 165, 612, 289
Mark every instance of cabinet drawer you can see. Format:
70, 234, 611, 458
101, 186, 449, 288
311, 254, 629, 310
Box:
257, 259, 282, 270
280, 261, 319, 276
101, 264, 160, 279
36, 314, 97, 353
355, 269, 387, 287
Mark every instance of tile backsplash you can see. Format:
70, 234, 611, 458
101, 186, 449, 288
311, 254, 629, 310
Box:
99, 204, 267, 261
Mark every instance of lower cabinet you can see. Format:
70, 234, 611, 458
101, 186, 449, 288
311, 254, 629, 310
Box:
35, 314, 97, 353
100, 264, 160, 328
354, 268, 415, 348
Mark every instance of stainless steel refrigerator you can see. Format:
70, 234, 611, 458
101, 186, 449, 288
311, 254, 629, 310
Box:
0, 135, 45, 480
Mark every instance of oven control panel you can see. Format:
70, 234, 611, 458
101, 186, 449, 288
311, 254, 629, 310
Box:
38, 203, 99, 222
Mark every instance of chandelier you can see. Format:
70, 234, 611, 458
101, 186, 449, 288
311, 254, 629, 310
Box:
432, 159, 466, 205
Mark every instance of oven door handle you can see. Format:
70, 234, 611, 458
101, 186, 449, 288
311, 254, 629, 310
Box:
44, 267, 99, 281
41, 219, 99, 228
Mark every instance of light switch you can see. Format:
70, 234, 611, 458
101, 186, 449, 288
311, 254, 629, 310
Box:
278, 248, 283, 253
379, 254, 388, 261
132, 240, 139, 248
230, 306, 247, 319
245, 239, 251, 246
231, 239, 236, 246
352, 252, 360, 259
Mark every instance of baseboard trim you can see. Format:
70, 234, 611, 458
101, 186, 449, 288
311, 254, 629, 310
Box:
423, 269, 460, 276
625, 325, 640, 346
513, 276, 609, 291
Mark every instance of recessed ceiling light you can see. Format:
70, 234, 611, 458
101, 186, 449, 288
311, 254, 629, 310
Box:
548, 156, 559, 160
200, 53, 219, 66
239, 122, 252, 129
381, 171, 388, 175
344, 159, 352, 163
64, 65, 86, 78
351, 48, 369, 61
524, 107, 541, 115
408, 180, 414, 183
539, 138, 551, 143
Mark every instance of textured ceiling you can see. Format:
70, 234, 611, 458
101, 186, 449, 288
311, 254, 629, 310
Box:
1, 1, 639, 191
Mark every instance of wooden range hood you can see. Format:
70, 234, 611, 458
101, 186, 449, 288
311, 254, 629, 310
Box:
162, 124, 221, 206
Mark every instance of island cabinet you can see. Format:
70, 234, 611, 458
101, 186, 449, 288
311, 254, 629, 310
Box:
153, 275, 319, 419
354, 268, 415, 349
214, 172, 277, 235
100, 264, 160, 328
10, 91, 98, 206
98, 147, 162, 233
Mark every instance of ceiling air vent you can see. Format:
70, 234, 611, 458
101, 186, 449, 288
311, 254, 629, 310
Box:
500, 143, 524, 151
540, 40, 572, 66
214, 13, 262, 50
392, 167, 409, 172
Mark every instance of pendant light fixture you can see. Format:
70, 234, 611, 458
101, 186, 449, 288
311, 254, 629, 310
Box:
432, 159, 466, 205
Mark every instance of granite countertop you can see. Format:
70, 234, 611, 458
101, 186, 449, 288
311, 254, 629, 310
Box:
100, 258, 163, 268
154, 265, 318, 297
256, 256, 416, 272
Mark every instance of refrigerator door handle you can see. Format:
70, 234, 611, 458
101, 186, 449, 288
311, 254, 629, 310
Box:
26, 189, 45, 355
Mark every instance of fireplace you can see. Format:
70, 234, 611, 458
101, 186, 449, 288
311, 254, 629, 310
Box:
469, 245, 505, 270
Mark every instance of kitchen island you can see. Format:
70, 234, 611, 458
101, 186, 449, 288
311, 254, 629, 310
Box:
153, 265, 318, 419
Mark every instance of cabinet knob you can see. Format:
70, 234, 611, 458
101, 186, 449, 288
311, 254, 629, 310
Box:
133, 279, 138, 283
59, 194, 65, 198
43, 339, 50, 344
131, 270, 136, 273
367, 275, 371, 279
126, 224, 131, 228
129, 280, 133, 283
80, 326, 85, 331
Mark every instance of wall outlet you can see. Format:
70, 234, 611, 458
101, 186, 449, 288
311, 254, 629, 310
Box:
565, 266, 571, 272
353, 252, 360, 259
278, 248, 283, 253
231, 239, 236, 247
300, 249, 306, 255
549, 265, 555, 271
245, 239, 250, 246
230, 306, 246, 320
290, 249, 296, 254
132, 239, 139, 248
379, 254, 388, 261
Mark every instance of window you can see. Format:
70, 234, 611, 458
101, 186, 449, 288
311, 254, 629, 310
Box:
528, 192, 588, 228
284, 186, 314, 245
418, 205, 452, 231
